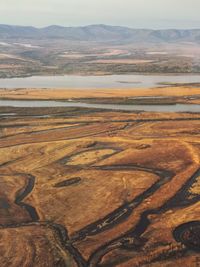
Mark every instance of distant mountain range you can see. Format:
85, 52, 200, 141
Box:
0, 24, 200, 43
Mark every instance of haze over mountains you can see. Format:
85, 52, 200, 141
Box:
1, 23, 200, 78
1, 24, 200, 43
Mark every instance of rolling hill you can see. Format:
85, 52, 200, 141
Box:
0, 24, 200, 43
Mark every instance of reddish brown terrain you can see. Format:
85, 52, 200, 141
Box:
0, 88, 200, 266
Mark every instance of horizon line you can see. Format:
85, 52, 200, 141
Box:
0, 23, 200, 31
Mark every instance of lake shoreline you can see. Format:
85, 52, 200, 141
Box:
1, 74, 200, 89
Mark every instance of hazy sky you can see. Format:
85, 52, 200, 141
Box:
1, 0, 200, 29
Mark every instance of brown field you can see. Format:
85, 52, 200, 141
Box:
60, 49, 130, 59
0, 87, 200, 266
0, 86, 200, 104
88, 59, 154, 64
0, 64, 21, 69
0, 53, 30, 61
1, 41, 200, 78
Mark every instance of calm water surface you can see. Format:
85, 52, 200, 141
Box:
0, 74, 200, 89
0, 100, 199, 113
0, 75, 200, 112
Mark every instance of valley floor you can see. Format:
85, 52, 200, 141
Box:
0, 87, 200, 266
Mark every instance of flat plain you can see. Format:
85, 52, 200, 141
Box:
0, 86, 200, 266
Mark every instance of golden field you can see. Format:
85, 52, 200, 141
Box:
0, 87, 200, 266
0, 86, 200, 104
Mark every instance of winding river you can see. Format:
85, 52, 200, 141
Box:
0, 99, 199, 113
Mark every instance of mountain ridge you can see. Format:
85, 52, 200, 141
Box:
0, 24, 200, 43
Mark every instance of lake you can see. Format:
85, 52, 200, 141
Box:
1, 74, 200, 89
0, 100, 199, 113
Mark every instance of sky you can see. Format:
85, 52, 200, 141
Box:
1, 0, 200, 29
